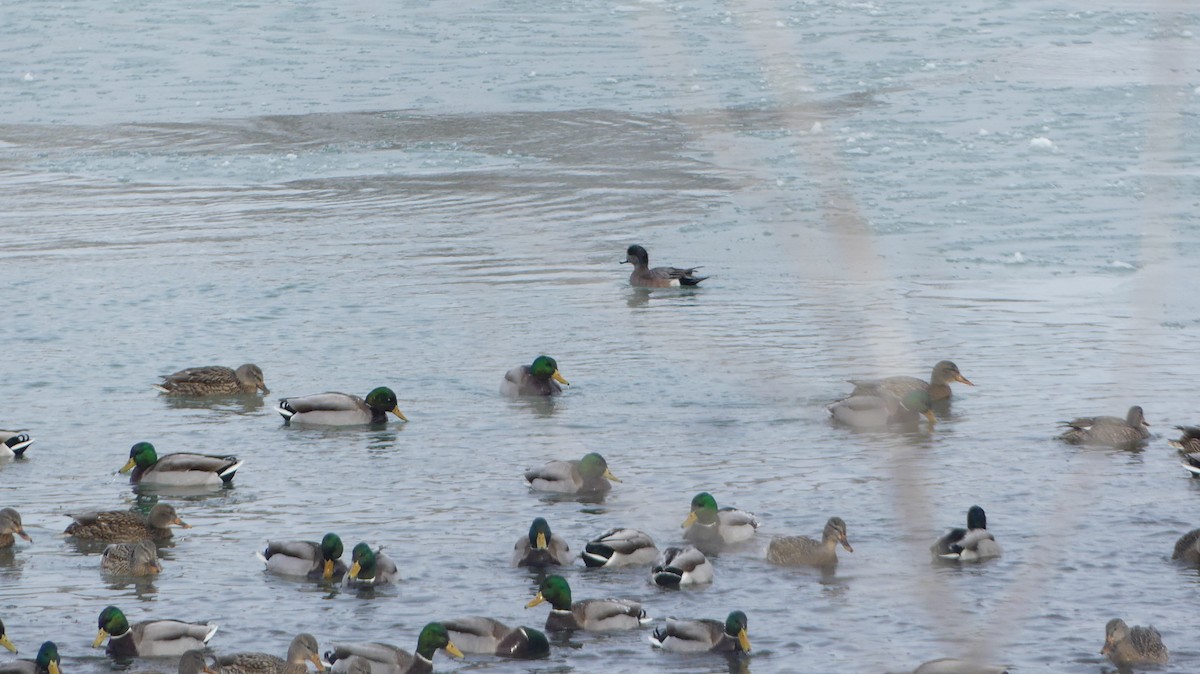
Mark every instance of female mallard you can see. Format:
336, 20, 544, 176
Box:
64, 504, 189, 542
179, 650, 210, 674
622, 245, 706, 288
156, 364, 269, 396
92, 606, 217, 658
344, 542, 399, 587
525, 574, 648, 631
276, 388, 407, 426
0, 618, 16, 653
524, 453, 620, 495
0, 508, 32, 548
500, 356, 569, 397
439, 618, 549, 659
848, 360, 973, 402
1101, 619, 1168, 666
1057, 406, 1150, 448
1169, 426, 1200, 475
931, 506, 1001, 561
119, 442, 242, 487
1172, 529, 1200, 565
0, 641, 59, 674
326, 623, 464, 674
0, 431, 33, 458
650, 611, 750, 654
512, 518, 573, 568
100, 540, 161, 576
767, 517, 853, 569
827, 389, 936, 428
682, 492, 759, 555
258, 533, 347, 580
208, 633, 324, 674
651, 545, 713, 587
582, 528, 658, 568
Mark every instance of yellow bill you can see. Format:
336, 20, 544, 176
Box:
552, 370, 569, 386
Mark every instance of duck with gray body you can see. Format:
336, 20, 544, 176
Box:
0, 431, 33, 458
849, 360, 973, 402
501, 356, 568, 397
828, 389, 936, 429
525, 574, 648, 632
622, 245, 706, 287
325, 623, 463, 674
582, 527, 658, 568
100, 540, 161, 576
911, 659, 1009, 674
120, 441, 242, 487
931, 506, 1001, 561
1173, 528, 1200, 565
0, 508, 32, 548
259, 533, 347, 580
651, 545, 713, 587
208, 633, 324, 674
524, 452, 619, 494
1101, 619, 1168, 666
276, 387, 407, 426
1057, 405, 1150, 448
344, 542, 399, 587
0, 641, 60, 674
92, 605, 217, 658
65, 504, 189, 542
767, 517, 853, 569
156, 363, 269, 396
681, 492, 759, 556
649, 611, 750, 654
512, 518, 573, 568
439, 618, 549, 659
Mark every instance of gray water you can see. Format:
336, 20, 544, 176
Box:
2, 1, 1200, 672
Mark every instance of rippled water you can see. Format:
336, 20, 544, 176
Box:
2, 1, 1199, 673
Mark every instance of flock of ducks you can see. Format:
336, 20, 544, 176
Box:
0, 245, 1194, 674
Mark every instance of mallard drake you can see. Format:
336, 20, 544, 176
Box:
1101, 619, 1168, 666
100, 540, 161, 576
1172, 529, 1200, 565
344, 542, 399, 587
0, 508, 32, 548
766, 517, 853, 569
0, 431, 33, 458
512, 518, 573, 568
326, 624, 464, 674
0, 641, 59, 674
64, 504, 189, 542
848, 360, 973, 402
931, 506, 1001, 561
912, 659, 1009, 674
682, 492, 759, 555
525, 574, 648, 631
119, 442, 242, 487
276, 388, 406, 426
582, 528, 658, 568
500, 356, 568, 397
92, 606, 217, 658
650, 611, 750, 653
258, 533, 347, 580
156, 364, 269, 396
0, 618, 16, 653
1057, 406, 1150, 448
524, 453, 619, 495
651, 545, 713, 587
827, 389, 936, 428
208, 634, 324, 674
622, 245, 706, 287
439, 618, 549, 659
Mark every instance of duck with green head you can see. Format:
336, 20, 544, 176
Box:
828, 389, 936, 429
155, 363, 269, 396
207, 633, 324, 674
344, 542, 399, 587
120, 442, 242, 487
931, 506, 1001, 562
326, 623, 464, 674
512, 518, 573, 568
524, 452, 620, 495
92, 606, 217, 658
64, 504, 189, 543
276, 387, 407, 426
0, 430, 33, 458
682, 492, 760, 556
259, 533, 348, 581
100, 540, 161, 576
501, 356, 569, 397
650, 610, 750, 654
651, 545, 713, 587
439, 618, 549, 659
0, 508, 32, 548
525, 574, 648, 631
0, 618, 16, 653
0, 641, 60, 674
